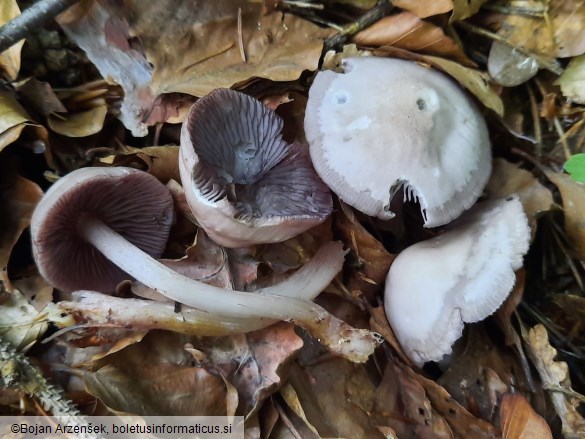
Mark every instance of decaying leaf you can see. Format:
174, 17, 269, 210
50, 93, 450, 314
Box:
334, 201, 395, 301
494, 0, 585, 58
373, 363, 453, 438
59, 0, 332, 136
0, 289, 48, 350
0, 171, 43, 292
96, 145, 180, 184
0, 91, 48, 152
545, 171, 585, 259
391, 0, 454, 19
0, 0, 24, 80
84, 332, 230, 415
201, 322, 304, 415
353, 12, 472, 65
487, 158, 553, 232
47, 105, 108, 137
556, 54, 585, 104
525, 324, 585, 438
450, 0, 490, 22
500, 393, 552, 439
15, 77, 67, 116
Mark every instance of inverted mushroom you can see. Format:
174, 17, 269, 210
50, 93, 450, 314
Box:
180, 88, 332, 248
31, 167, 378, 362
304, 56, 491, 227
383, 196, 530, 365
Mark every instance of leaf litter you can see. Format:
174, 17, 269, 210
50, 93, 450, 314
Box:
1, 0, 585, 437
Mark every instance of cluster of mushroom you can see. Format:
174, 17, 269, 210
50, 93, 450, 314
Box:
31, 89, 379, 363
303, 56, 531, 365
31, 55, 531, 366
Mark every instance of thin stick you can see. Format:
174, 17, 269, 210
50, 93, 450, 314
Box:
324, 0, 393, 52
0, 0, 82, 53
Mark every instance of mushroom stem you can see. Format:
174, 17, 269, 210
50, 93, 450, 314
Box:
78, 216, 380, 362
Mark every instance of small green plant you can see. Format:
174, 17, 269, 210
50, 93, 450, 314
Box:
565, 154, 585, 183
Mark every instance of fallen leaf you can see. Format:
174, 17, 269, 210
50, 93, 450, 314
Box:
85, 331, 230, 415
202, 322, 303, 415
494, 0, 585, 58
0, 289, 48, 350
391, 0, 453, 19
487, 158, 553, 232
97, 145, 180, 183
556, 55, 585, 104
354, 12, 473, 65
373, 363, 453, 438
525, 324, 585, 438
15, 77, 67, 116
423, 54, 505, 116
59, 1, 332, 136
500, 393, 552, 439
334, 201, 395, 301
0, 171, 43, 292
0, 0, 24, 80
545, 171, 585, 259
47, 105, 108, 137
488, 41, 540, 87
451, 0, 490, 22
0, 91, 47, 152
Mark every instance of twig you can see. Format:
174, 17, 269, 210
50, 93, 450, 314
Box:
323, 0, 393, 52
0, 0, 82, 54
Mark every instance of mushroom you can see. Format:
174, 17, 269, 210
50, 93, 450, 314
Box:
180, 88, 332, 248
304, 56, 491, 227
31, 167, 379, 362
383, 195, 530, 365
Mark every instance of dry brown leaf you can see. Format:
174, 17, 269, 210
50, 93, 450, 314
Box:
545, 171, 585, 259
500, 393, 552, 439
289, 355, 383, 438
392, 0, 453, 19
0, 289, 48, 350
405, 365, 498, 438
47, 105, 107, 137
60, 0, 331, 136
422, 54, 505, 115
556, 54, 585, 104
353, 12, 472, 65
525, 324, 585, 438
334, 201, 395, 301
15, 77, 67, 116
487, 158, 553, 232
451, 0, 490, 22
494, 0, 585, 58
373, 363, 453, 438
85, 332, 230, 415
0, 0, 24, 80
0, 91, 47, 152
0, 171, 43, 292
202, 323, 303, 416
97, 145, 180, 183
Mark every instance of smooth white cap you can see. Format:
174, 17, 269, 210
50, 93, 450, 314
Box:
384, 196, 530, 365
304, 57, 491, 227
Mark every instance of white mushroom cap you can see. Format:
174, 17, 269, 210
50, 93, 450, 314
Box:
384, 195, 530, 365
304, 57, 491, 227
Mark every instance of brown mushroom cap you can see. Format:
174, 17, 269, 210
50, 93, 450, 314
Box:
180, 88, 332, 247
304, 57, 491, 227
31, 167, 174, 292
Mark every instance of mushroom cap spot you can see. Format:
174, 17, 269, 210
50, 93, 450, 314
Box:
304, 57, 491, 227
180, 88, 332, 247
31, 167, 174, 292
384, 196, 530, 365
